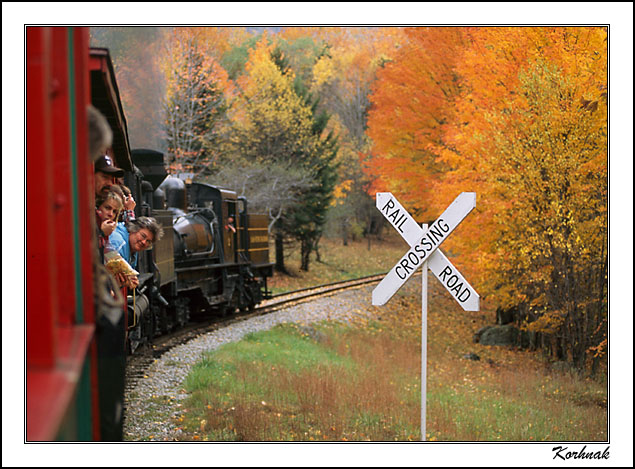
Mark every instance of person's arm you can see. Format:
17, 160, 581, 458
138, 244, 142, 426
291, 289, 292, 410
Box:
101, 219, 117, 237
123, 195, 136, 222
107, 229, 126, 257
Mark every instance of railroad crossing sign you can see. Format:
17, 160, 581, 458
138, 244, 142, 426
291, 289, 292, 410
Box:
372, 191, 479, 442
372, 192, 479, 310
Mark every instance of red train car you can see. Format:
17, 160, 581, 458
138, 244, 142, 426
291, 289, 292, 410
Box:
26, 26, 132, 441
26, 26, 273, 442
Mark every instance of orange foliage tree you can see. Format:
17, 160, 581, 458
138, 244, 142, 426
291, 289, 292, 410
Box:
189, 26, 251, 61
366, 27, 608, 371
365, 27, 468, 220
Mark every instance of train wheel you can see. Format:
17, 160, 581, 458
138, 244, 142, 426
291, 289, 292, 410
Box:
219, 303, 233, 317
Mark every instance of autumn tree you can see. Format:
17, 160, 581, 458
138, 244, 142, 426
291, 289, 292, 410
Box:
285, 80, 339, 270
366, 26, 607, 371
306, 27, 403, 147
220, 35, 338, 272
303, 27, 405, 244
446, 27, 608, 371
191, 26, 252, 62
365, 27, 468, 220
266, 37, 340, 269
489, 61, 607, 368
226, 36, 317, 162
160, 28, 232, 176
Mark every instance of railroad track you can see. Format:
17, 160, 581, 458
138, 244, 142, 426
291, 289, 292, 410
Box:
125, 272, 392, 393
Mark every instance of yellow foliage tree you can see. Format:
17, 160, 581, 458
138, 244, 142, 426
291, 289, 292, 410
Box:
228, 35, 317, 162
447, 28, 607, 369
224, 35, 339, 273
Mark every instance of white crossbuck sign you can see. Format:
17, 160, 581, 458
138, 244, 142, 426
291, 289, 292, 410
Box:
372, 192, 479, 311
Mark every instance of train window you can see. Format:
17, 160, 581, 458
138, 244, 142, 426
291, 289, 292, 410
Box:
237, 198, 246, 215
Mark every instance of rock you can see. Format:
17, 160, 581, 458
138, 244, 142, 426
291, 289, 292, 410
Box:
473, 325, 493, 343
463, 352, 480, 361
479, 324, 519, 346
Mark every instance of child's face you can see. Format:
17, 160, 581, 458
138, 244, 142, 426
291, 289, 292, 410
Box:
98, 199, 121, 221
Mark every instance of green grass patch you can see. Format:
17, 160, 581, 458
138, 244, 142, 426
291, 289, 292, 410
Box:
168, 259, 606, 442
175, 322, 421, 441
184, 324, 356, 408
427, 381, 606, 442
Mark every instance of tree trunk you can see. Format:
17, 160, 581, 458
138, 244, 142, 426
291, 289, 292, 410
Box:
590, 354, 601, 377
314, 235, 323, 263
555, 336, 565, 361
300, 238, 312, 271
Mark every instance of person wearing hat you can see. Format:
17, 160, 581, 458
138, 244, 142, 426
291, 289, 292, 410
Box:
95, 154, 125, 199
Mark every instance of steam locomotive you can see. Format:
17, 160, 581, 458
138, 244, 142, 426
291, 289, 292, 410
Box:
124, 149, 273, 353
26, 27, 272, 441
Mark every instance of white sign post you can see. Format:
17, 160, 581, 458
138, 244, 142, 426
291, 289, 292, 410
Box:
372, 192, 479, 441
420, 222, 428, 444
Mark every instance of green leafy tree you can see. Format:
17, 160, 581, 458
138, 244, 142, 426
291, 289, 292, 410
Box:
220, 34, 262, 80
220, 37, 320, 271
286, 82, 339, 270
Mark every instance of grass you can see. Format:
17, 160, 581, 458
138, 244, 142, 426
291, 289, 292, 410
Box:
169, 234, 608, 441
176, 321, 421, 441
267, 234, 410, 294
423, 276, 607, 442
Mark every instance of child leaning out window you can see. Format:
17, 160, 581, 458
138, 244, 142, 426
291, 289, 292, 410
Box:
96, 190, 124, 261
